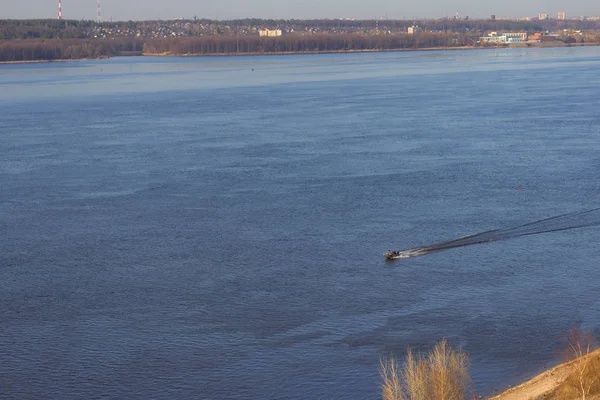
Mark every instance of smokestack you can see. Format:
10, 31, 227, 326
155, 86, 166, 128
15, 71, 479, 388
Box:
58, 0, 62, 20
97, 0, 101, 22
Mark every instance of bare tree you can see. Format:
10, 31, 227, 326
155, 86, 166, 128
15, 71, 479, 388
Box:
428, 339, 470, 400
380, 339, 470, 400
566, 328, 599, 400
380, 357, 405, 400
402, 349, 429, 400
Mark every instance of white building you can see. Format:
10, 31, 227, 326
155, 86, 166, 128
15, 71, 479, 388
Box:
505, 37, 525, 43
539, 13, 549, 20
259, 29, 283, 37
407, 26, 422, 34
479, 32, 527, 44
480, 36, 504, 43
558, 11, 566, 20
503, 32, 528, 40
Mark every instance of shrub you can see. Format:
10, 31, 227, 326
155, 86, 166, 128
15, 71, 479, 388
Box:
380, 339, 470, 400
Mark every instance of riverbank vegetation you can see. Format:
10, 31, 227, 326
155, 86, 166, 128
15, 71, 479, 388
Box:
142, 32, 477, 55
0, 32, 477, 62
380, 339, 470, 400
2, 31, 600, 62
548, 329, 600, 400
382, 329, 599, 400
0, 38, 142, 61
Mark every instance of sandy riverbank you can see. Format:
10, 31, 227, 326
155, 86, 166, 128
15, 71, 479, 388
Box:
490, 348, 600, 400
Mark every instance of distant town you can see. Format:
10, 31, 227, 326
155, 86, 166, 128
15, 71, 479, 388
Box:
1, 14, 600, 62
3, 10, 600, 40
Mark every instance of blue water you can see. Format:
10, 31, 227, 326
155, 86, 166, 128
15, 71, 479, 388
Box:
1, 48, 600, 399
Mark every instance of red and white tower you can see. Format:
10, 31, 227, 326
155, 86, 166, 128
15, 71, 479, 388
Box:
57, 0, 62, 19
97, 0, 101, 22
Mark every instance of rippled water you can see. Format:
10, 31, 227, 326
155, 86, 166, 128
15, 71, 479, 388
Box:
2, 48, 600, 399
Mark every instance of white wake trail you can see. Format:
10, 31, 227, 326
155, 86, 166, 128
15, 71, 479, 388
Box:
385, 207, 600, 260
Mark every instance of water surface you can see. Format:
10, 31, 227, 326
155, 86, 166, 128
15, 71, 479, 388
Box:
2, 47, 600, 399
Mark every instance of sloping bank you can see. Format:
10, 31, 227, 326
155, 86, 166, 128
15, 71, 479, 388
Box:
490, 348, 600, 400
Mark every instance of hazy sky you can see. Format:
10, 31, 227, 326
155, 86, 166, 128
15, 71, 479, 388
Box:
3, 0, 599, 21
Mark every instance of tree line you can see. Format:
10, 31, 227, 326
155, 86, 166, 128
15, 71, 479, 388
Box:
140, 32, 479, 55
0, 19, 95, 39
3, 30, 600, 62
0, 33, 477, 61
0, 38, 142, 62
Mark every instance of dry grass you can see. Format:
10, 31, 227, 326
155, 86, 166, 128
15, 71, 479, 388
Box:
548, 329, 600, 400
490, 331, 600, 400
380, 339, 470, 400
547, 351, 600, 400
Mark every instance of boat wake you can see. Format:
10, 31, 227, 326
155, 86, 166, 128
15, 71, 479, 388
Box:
385, 207, 600, 260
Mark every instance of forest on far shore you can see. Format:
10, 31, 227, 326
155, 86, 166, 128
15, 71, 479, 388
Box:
2, 31, 600, 62
0, 33, 478, 62
2, 17, 600, 62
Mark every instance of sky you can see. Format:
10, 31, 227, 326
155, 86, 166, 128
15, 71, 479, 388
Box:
2, 0, 599, 21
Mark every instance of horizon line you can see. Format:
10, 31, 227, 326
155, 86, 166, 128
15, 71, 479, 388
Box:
2, 15, 600, 23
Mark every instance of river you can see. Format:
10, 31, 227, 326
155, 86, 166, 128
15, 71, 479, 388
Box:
1, 47, 600, 399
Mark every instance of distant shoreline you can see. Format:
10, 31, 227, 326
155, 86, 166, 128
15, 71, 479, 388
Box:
1, 42, 598, 65
0, 56, 107, 65
141, 42, 600, 58
0, 59, 78, 64
141, 45, 477, 58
